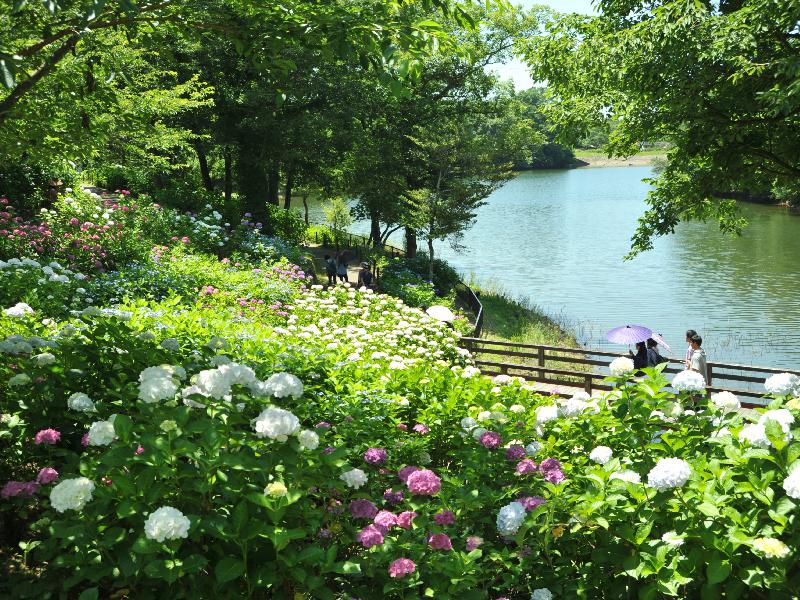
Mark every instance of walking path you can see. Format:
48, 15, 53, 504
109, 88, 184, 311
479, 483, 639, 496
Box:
303, 243, 364, 286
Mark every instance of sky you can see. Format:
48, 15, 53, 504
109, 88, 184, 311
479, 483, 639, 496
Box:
491, 0, 598, 90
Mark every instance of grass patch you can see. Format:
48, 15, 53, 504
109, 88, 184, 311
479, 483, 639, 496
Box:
470, 280, 591, 381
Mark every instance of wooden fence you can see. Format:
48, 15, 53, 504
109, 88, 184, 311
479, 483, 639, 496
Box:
460, 337, 800, 407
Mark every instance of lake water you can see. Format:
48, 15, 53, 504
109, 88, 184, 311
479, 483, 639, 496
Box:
301, 167, 800, 369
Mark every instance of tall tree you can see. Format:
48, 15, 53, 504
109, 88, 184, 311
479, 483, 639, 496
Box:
522, 0, 800, 255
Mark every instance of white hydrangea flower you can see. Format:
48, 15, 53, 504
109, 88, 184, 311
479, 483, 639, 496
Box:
509, 404, 525, 414
559, 398, 588, 417
589, 446, 613, 465
781, 464, 800, 499
764, 373, 800, 397
477, 410, 491, 422
671, 370, 706, 392
525, 441, 542, 456
253, 407, 300, 441
8, 373, 31, 387
297, 429, 319, 450
738, 423, 771, 448
711, 391, 740, 413
4, 302, 34, 318
609, 356, 634, 376
647, 458, 692, 491
752, 537, 790, 559
143, 506, 191, 542
262, 372, 304, 399
139, 377, 178, 403
67, 392, 95, 412
206, 336, 228, 350
340, 468, 368, 489
610, 469, 641, 484
34, 352, 56, 366
159, 338, 180, 352
460, 417, 478, 430
661, 531, 685, 547
218, 363, 257, 386
535, 405, 559, 425
50, 477, 95, 512
471, 427, 488, 441
461, 366, 480, 378
758, 409, 795, 435
492, 374, 514, 386
192, 368, 231, 400
87, 420, 116, 446
496, 501, 526, 536
531, 589, 553, 600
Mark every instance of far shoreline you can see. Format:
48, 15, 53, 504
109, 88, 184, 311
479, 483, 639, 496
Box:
573, 152, 666, 168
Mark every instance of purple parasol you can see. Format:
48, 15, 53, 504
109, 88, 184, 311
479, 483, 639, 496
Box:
651, 332, 671, 352
605, 324, 652, 345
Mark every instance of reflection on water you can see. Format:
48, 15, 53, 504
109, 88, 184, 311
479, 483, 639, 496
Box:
298, 167, 800, 368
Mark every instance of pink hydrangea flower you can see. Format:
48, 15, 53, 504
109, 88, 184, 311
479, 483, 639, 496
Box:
36, 467, 59, 485
357, 524, 385, 548
323, 446, 335, 454
388, 558, 416, 578
315, 422, 331, 429
505, 445, 526, 461
373, 510, 398, 529
350, 499, 379, 519
1, 481, 39, 498
413, 423, 429, 434
34, 428, 60, 445
134, 445, 145, 456
544, 469, 565, 484
81, 433, 90, 447
466, 536, 484, 551
434, 510, 455, 525
479, 431, 502, 449
539, 458, 562, 473
428, 533, 452, 551
406, 469, 441, 496
517, 496, 546, 511
397, 511, 417, 529
398, 465, 420, 484
383, 488, 404, 505
364, 447, 388, 465
516, 459, 538, 475
396, 423, 408, 431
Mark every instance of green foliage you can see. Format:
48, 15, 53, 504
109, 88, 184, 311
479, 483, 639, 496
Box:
260, 205, 307, 248
0, 161, 78, 213
323, 197, 353, 250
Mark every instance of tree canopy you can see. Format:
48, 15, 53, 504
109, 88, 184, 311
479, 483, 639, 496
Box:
522, 0, 800, 255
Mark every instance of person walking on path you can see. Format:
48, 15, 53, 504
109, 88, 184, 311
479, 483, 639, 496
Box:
684, 329, 697, 369
357, 262, 374, 289
688, 334, 709, 383
336, 253, 349, 283
324, 254, 337, 286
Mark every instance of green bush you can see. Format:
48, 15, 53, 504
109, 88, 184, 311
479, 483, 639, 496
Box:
261, 204, 308, 247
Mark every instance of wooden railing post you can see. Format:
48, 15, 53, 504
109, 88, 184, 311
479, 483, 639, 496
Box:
707, 365, 713, 385
584, 374, 592, 394
538, 347, 545, 379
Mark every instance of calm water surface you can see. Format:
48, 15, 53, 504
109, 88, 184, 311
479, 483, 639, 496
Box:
303, 167, 800, 368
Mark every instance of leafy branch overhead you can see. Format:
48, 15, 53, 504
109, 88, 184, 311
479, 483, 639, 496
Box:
521, 0, 800, 256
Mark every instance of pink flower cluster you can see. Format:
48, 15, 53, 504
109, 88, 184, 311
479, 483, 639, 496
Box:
388, 558, 415, 578
479, 431, 502, 449
405, 469, 441, 496
34, 428, 61, 445
1, 467, 58, 499
364, 447, 388, 465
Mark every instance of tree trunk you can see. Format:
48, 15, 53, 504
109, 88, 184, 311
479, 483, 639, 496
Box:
283, 170, 294, 210
370, 215, 382, 249
302, 194, 309, 226
405, 227, 417, 258
223, 147, 233, 220
196, 144, 214, 191
427, 236, 435, 282
267, 167, 280, 206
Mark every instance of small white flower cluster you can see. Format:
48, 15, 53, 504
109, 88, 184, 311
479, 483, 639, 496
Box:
609, 356, 634, 377
49, 477, 95, 512
710, 391, 740, 413
589, 446, 613, 465
535, 405, 559, 426
67, 392, 96, 412
253, 406, 300, 442
782, 464, 800, 499
647, 458, 692, 491
531, 589, 553, 600
182, 362, 257, 402
764, 372, 800, 397
3, 302, 34, 318
340, 468, 368, 489
0, 333, 56, 355
87, 420, 116, 446
671, 370, 706, 392
496, 501, 526, 536
143, 506, 191, 542
139, 365, 186, 403
259, 372, 304, 399
610, 469, 641, 484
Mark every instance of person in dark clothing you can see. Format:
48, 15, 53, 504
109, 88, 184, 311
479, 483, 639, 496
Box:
324, 254, 337, 285
629, 341, 648, 369
357, 262, 374, 288
646, 338, 667, 366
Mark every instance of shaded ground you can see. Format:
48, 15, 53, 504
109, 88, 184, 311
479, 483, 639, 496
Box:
303, 243, 364, 286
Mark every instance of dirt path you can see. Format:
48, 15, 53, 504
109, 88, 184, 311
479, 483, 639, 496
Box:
574, 154, 665, 168
303, 244, 364, 286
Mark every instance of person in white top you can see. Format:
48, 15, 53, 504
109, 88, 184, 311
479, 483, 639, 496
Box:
684, 329, 697, 369
688, 334, 708, 383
